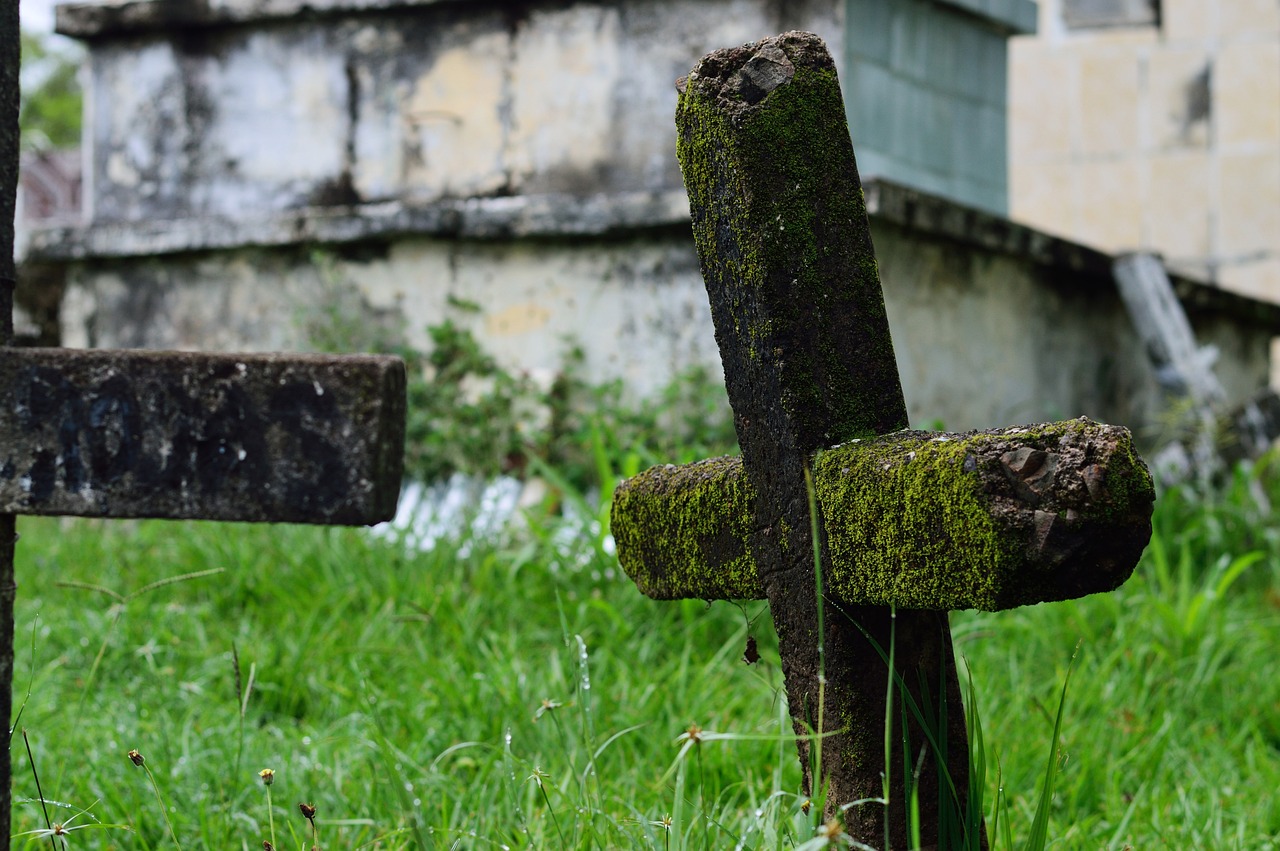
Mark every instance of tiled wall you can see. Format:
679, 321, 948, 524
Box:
844, 0, 1034, 215
1010, 0, 1280, 305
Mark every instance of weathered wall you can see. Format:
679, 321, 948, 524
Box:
75, 0, 841, 223
59, 233, 722, 398
873, 220, 1270, 433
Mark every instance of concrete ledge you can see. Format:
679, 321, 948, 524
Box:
1062, 0, 1158, 30
26, 180, 1280, 330
55, 0, 1038, 42
864, 179, 1113, 278
863, 180, 1280, 330
940, 0, 1037, 35
56, 0, 464, 38
26, 190, 694, 259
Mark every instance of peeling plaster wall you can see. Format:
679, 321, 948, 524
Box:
60, 235, 722, 398
83, 1, 840, 222
872, 220, 1271, 432
57, 216, 1276, 435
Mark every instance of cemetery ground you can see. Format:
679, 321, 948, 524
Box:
6, 425, 1280, 849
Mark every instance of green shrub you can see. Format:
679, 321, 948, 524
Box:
301, 264, 737, 491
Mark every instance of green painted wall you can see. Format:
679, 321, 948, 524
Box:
843, 0, 1036, 215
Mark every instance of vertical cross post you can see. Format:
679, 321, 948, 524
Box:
3, 0, 25, 840
0, 8, 408, 836
612, 32, 1154, 849
675, 32, 969, 844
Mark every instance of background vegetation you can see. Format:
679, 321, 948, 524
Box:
18, 28, 82, 152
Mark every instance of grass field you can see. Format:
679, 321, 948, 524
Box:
6, 454, 1280, 849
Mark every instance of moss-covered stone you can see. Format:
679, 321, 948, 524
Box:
675, 31, 907, 456
815, 418, 1154, 610
629, 30, 1156, 845
610, 455, 760, 600
613, 418, 1154, 611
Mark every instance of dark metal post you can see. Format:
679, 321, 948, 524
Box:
0, 0, 22, 839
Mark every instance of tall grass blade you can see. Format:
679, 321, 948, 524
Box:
1023, 643, 1080, 851
964, 667, 987, 850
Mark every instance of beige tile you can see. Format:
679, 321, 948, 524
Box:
1076, 158, 1145, 250
1146, 46, 1213, 150
1218, 257, 1280, 304
1010, 158, 1081, 239
1218, 0, 1280, 38
1079, 48, 1143, 155
1161, 0, 1217, 43
1218, 151, 1280, 256
1145, 151, 1212, 258
1215, 41, 1280, 148
1009, 47, 1076, 159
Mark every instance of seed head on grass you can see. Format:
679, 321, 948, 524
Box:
533, 698, 563, 721
816, 817, 845, 845
126, 747, 183, 851
673, 725, 711, 851
299, 802, 319, 849
649, 814, 673, 851
14, 809, 110, 846
259, 768, 278, 850
527, 767, 567, 847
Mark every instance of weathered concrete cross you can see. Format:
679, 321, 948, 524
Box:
0, 7, 405, 838
611, 32, 1154, 849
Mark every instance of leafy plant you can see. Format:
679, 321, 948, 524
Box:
19, 29, 83, 152
299, 255, 737, 493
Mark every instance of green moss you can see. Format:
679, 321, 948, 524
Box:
812, 419, 1154, 612
614, 414, 1151, 611
611, 456, 763, 601
814, 433, 1012, 611
676, 53, 907, 446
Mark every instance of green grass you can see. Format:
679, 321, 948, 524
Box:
7, 455, 1280, 849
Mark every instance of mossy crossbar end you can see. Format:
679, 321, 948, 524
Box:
612, 417, 1154, 612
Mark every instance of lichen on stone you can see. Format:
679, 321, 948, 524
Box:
675, 31, 907, 452
613, 418, 1153, 612
813, 418, 1154, 611
611, 454, 762, 600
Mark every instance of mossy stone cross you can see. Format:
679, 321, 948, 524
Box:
610, 32, 1154, 849
0, 349, 406, 833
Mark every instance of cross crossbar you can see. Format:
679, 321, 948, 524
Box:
0, 347, 405, 525
614, 418, 1152, 609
